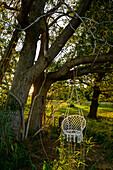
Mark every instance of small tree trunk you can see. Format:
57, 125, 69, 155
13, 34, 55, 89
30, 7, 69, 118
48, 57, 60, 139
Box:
28, 73, 44, 133
28, 76, 52, 134
88, 86, 100, 119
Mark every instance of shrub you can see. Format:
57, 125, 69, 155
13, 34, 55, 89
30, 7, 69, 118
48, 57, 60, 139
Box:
0, 108, 28, 169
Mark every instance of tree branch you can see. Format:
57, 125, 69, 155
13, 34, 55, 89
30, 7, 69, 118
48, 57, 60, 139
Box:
17, 0, 33, 28
45, 52, 113, 82
46, 1, 62, 17
27, 0, 92, 82
46, 0, 92, 64
0, 29, 20, 84
0, 2, 19, 11
49, 14, 66, 27
48, 12, 73, 28
46, 52, 113, 82
78, 78, 90, 86
49, 67, 113, 82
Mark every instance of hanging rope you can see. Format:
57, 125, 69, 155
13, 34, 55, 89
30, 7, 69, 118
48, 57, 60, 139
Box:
75, 89, 84, 117
65, 86, 74, 117
61, 66, 86, 143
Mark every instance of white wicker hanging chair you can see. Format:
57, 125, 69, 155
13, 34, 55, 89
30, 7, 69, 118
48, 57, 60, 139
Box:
61, 115, 86, 143
61, 81, 86, 143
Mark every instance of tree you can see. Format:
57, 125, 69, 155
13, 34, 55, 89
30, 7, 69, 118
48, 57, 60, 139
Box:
88, 73, 104, 119
1, 0, 113, 138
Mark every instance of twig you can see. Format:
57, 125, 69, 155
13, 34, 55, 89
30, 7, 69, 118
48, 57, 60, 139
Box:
40, 131, 49, 162
62, 1, 86, 31
91, 41, 107, 66
1, 11, 60, 32
33, 101, 64, 137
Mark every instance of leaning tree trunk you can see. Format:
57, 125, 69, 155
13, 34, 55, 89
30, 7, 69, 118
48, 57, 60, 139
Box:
28, 72, 44, 134
29, 75, 53, 134
88, 85, 100, 119
6, 0, 45, 138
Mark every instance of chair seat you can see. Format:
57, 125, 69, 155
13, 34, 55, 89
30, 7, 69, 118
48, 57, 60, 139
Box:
63, 130, 81, 135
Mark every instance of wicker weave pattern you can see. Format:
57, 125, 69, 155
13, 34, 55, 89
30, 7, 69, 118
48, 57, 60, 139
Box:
61, 115, 86, 143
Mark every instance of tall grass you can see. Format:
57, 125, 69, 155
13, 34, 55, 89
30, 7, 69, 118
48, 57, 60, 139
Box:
0, 105, 29, 169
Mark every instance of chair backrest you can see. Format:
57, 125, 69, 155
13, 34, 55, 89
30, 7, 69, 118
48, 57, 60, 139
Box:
62, 115, 86, 132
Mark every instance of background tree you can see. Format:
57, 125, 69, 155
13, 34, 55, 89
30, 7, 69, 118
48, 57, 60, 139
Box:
88, 73, 104, 119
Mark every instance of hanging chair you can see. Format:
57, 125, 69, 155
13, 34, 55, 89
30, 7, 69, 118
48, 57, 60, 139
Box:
61, 115, 86, 143
61, 70, 86, 144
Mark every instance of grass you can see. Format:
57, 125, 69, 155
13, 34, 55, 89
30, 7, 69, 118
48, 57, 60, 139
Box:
50, 101, 113, 119
0, 100, 113, 169
74, 101, 113, 118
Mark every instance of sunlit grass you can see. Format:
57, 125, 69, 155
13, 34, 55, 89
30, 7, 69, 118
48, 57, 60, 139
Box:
24, 99, 113, 123
78, 102, 113, 119
98, 111, 113, 118
98, 103, 113, 118
42, 100, 113, 119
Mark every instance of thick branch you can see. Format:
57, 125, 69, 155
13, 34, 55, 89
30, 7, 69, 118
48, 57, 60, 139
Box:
46, 53, 113, 81
17, 0, 33, 28
49, 67, 113, 82
27, 0, 91, 82
0, 29, 19, 84
46, 53, 113, 82
46, 0, 91, 64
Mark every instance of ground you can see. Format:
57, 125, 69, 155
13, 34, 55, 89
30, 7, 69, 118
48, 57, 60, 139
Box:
22, 102, 113, 169
24, 131, 59, 169
23, 128, 113, 170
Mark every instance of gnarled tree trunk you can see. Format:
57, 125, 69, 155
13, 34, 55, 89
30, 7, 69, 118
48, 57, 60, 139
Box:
7, 0, 45, 137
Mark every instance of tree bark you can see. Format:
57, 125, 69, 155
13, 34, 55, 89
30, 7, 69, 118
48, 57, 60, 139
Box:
6, 0, 45, 137
88, 86, 100, 119
29, 75, 52, 134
